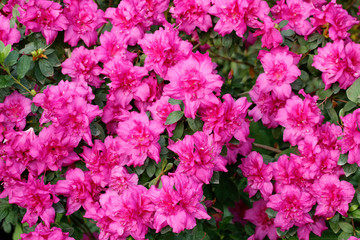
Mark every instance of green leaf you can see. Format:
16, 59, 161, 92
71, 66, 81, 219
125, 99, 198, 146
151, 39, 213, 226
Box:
343, 164, 358, 177
281, 29, 295, 37
146, 160, 156, 178
34, 62, 46, 84
164, 163, 173, 172
0, 41, 5, 52
265, 208, 277, 218
327, 107, 339, 123
338, 232, 351, 240
19, 43, 36, 54
187, 117, 203, 132
278, 20, 288, 28
329, 221, 341, 234
168, 98, 182, 106
338, 154, 348, 166
346, 78, 360, 103
171, 122, 184, 141
222, 34, 233, 48
350, 209, 360, 219
12, 224, 23, 240
53, 202, 65, 213
4, 51, 19, 67
298, 45, 308, 54
165, 111, 183, 125
2, 44, 12, 59
317, 88, 333, 100
38, 59, 54, 77
300, 70, 310, 82
3, 221, 12, 234
338, 222, 353, 234
0, 75, 14, 88
17, 55, 32, 79
0, 207, 9, 222
47, 53, 61, 67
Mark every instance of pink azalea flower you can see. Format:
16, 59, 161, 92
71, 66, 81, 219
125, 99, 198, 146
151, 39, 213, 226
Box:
249, 83, 290, 128
209, 0, 248, 37
63, 0, 106, 47
98, 186, 155, 239
17, 0, 69, 44
9, 175, 59, 227
61, 46, 104, 88
170, 0, 212, 34
148, 96, 181, 137
168, 131, 227, 184
271, 0, 313, 36
138, 25, 193, 78
116, 111, 164, 166
2, 0, 26, 17
339, 109, 360, 166
164, 52, 223, 119
95, 30, 137, 63
0, 91, 31, 131
20, 224, 74, 240
297, 217, 328, 240
267, 185, 315, 231
102, 58, 149, 102
243, 0, 270, 28
54, 168, 93, 215
244, 200, 278, 240
239, 151, 273, 200
148, 174, 210, 233
109, 166, 138, 194
276, 90, 323, 145
254, 16, 283, 50
312, 174, 355, 218
0, 15, 21, 46
257, 46, 301, 98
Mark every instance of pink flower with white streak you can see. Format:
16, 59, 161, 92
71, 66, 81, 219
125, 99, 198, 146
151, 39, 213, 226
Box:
148, 174, 210, 233
18, 0, 69, 44
63, 0, 106, 47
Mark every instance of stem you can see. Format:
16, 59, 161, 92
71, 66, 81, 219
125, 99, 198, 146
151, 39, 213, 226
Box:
208, 50, 254, 68
253, 143, 282, 154
1, 65, 35, 96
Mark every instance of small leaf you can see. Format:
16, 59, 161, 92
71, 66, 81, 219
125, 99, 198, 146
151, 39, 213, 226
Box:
343, 164, 358, 177
346, 78, 360, 103
278, 20, 288, 28
350, 209, 360, 219
19, 43, 36, 54
0, 75, 14, 88
222, 34, 233, 48
171, 122, 184, 141
34, 62, 46, 84
165, 111, 183, 125
164, 163, 173, 172
12, 223, 23, 240
266, 208, 277, 218
281, 29, 295, 37
329, 221, 340, 234
298, 45, 308, 54
146, 161, 156, 178
338, 232, 351, 240
338, 222, 353, 234
38, 59, 54, 77
168, 98, 183, 106
2, 44, 12, 59
187, 117, 203, 132
338, 154, 348, 166
299, 70, 309, 82
17, 55, 32, 79
53, 202, 65, 214
4, 51, 19, 67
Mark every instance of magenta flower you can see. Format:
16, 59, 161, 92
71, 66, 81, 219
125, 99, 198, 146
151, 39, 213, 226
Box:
148, 174, 210, 233
239, 151, 273, 200
0, 15, 21, 46
116, 111, 164, 166
109, 166, 138, 194
254, 16, 283, 50
168, 131, 227, 184
20, 224, 74, 240
54, 168, 93, 215
9, 175, 59, 227
170, 0, 212, 34
18, 0, 69, 44
0, 91, 31, 131
339, 109, 360, 166
244, 200, 278, 240
209, 0, 248, 37
164, 52, 223, 119
257, 46, 301, 98
138, 25, 192, 78
312, 174, 355, 218
297, 217, 328, 240
276, 90, 323, 145
61, 46, 103, 88
63, 0, 106, 47
267, 185, 315, 231
148, 96, 181, 137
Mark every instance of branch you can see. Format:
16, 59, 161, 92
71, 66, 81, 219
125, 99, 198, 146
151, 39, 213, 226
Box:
208, 50, 254, 68
253, 143, 282, 154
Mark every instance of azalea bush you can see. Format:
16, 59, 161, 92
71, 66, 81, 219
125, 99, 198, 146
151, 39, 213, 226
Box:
0, 0, 360, 239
